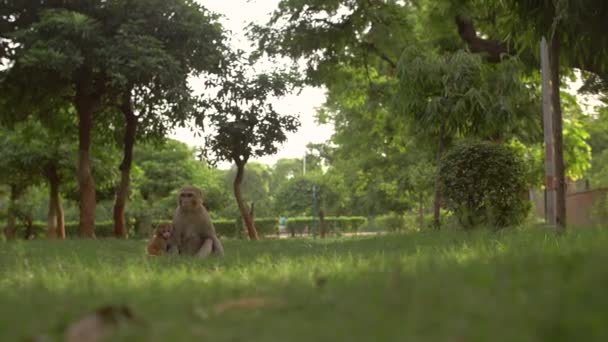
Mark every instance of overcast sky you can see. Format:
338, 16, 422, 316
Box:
170, 0, 333, 168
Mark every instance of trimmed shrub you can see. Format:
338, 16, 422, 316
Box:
284, 216, 367, 236
24, 221, 116, 238
17, 216, 367, 239
439, 140, 530, 229
214, 219, 240, 238
254, 217, 279, 236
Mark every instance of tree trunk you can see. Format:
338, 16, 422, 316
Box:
418, 193, 424, 230
75, 73, 99, 238
234, 162, 259, 240
23, 215, 34, 239
432, 128, 446, 229
46, 164, 65, 239
3, 185, 18, 240
57, 195, 65, 239
319, 208, 326, 238
113, 92, 137, 239
549, 30, 566, 232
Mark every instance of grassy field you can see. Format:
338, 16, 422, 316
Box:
2, 228, 608, 341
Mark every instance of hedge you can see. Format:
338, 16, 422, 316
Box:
285, 216, 367, 236
16, 221, 115, 238
151, 217, 277, 238
11, 216, 367, 239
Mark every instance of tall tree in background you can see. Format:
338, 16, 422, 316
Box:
2, 6, 113, 237
1, 1, 228, 237
251, 0, 607, 229
102, 0, 226, 238
0, 119, 77, 239
200, 54, 300, 240
451, 0, 608, 230
394, 48, 539, 227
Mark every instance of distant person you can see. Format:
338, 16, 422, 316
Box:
279, 216, 288, 235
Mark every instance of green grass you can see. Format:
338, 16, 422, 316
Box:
2, 229, 608, 341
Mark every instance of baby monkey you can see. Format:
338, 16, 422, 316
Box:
147, 223, 173, 256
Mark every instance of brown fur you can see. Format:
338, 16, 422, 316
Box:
169, 186, 224, 257
147, 223, 173, 256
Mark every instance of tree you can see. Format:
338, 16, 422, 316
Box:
1, 1, 227, 237
200, 53, 301, 240
97, 0, 227, 238
394, 48, 539, 228
224, 162, 274, 218
2, 6, 113, 237
451, 0, 608, 230
249, 1, 544, 227
270, 158, 304, 195
0, 120, 75, 239
129, 139, 228, 234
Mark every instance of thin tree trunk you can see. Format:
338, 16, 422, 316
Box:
549, 30, 566, 232
249, 202, 255, 237
433, 128, 446, 229
3, 185, 18, 240
75, 72, 99, 238
419, 193, 424, 230
57, 194, 65, 239
113, 92, 137, 239
46, 164, 64, 239
319, 208, 326, 238
23, 215, 34, 239
234, 162, 258, 240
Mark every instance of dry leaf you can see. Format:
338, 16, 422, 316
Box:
65, 305, 134, 342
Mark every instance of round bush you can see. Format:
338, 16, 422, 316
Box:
439, 140, 530, 229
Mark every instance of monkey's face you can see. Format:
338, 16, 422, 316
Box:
155, 224, 173, 240
178, 188, 202, 210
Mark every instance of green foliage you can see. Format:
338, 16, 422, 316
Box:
152, 217, 280, 239
395, 48, 540, 143
488, 0, 608, 83
222, 162, 274, 218
127, 139, 231, 234
585, 105, 608, 188
250, 217, 279, 237
270, 158, 303, 194
200, 52, 301, 167
439, 140, 531, 229
285, 216, 366, 236
248, 0, 413, 83
375, 212, 406, 232
23, 220, 115, 239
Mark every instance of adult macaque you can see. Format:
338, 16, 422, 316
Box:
169, 186, 224, 257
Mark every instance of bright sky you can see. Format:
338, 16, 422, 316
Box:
170, 0, 333, 168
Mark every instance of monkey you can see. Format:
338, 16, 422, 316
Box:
147, 223, 173, 256
169, 186, 224, 257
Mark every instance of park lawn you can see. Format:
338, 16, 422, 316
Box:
1, 229, 608, 341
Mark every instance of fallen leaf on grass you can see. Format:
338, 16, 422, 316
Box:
212, 297, 280, 315
65, 305, 136, 342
